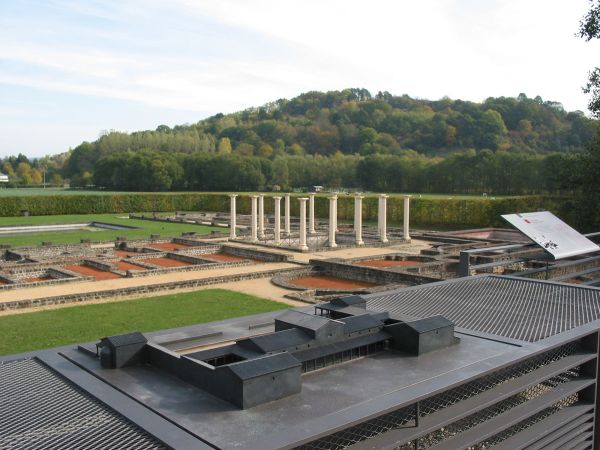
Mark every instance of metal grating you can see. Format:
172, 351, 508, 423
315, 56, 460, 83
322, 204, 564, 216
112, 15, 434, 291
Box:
367, 276, 600, 342
413, 371, 581, 448
296, 343, 579, 450
477, 394, 582, 448
295, 405, 416, 450
419, 342, 579, 415
0, 358, 166, 450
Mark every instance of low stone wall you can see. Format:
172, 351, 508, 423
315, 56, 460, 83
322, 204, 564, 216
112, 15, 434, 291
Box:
310, 259, 440, 286
221, 245, 291, 262
348, 254, 452, 277
124, 259, 251, 278
271, 268, 317, 291
0, 267, 292, 312
517, 255, 600, 280
0, 267, 92, 291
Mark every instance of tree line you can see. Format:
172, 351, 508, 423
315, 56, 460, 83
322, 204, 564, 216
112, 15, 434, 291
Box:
1, 89, 596, 197
89, 149, 581, 196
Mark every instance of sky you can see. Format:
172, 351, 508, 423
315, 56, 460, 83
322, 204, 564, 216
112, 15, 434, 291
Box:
1, 0, 599, 158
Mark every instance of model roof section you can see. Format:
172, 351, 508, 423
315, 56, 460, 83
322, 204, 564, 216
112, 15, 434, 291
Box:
237, 327, 312, 353
366, 275, 600, 342
0, 358, 166, 450
227, 352, 301, 380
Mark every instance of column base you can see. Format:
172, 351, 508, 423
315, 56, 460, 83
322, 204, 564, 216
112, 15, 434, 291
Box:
380, 238, 388, 243
329, 242, 338, 248
355, 240, 364, 246
298, 245, 309, 252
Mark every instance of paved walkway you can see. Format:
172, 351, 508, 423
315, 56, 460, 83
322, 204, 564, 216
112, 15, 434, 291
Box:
0, 262, 297, 304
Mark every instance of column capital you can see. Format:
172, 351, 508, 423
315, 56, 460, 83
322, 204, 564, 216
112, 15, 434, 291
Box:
250, 194, 258, 199
403, 194, 412, 199
379, 193, 389, 199
298, 197, 309, 202
354, 193, 364, 199
272, 196, 282, 200
229, 193, 238, 198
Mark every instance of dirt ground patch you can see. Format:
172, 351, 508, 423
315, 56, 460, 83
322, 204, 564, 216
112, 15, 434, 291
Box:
24, 276, 53, 283
289, 275, 377, 289
115, 250, 139, 257
142, 257, 193, 268
147, 242, 190, 251
355, 259, 420, 268
202, 253, 245, 263
64, 265, 122, 280
117, 261, 147, 272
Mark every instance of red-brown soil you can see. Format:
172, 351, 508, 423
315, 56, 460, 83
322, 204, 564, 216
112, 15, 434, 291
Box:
115, 250, 138, 257
23, 276, 53, 283
289, 275, 377, 289
201, 253, 245, 263
142, 257, 194, 268
64, 265, 122, 280
147, 243, 190, 251
355, 259, 420, 268
117, 261, 148, 272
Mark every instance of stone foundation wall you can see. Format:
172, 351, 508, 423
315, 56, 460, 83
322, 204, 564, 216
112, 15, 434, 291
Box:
0, 267, 91, 291
124, 259, 251, 278
221, 245, 291, 262
310, 259, 440, 286
0, 267, 292, 312
517, 256, 600, 280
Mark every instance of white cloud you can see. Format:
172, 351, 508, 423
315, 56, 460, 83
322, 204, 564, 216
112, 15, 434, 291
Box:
1, 0, 600, 157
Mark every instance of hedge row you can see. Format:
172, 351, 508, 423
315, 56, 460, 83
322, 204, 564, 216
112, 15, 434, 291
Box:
0, 193, 575, 229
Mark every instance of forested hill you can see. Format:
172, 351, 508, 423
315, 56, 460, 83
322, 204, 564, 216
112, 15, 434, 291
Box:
49, 89, 598, 193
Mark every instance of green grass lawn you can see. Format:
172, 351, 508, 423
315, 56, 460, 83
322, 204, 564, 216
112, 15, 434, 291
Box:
0, 213, 222, 247
0, 289, 288, 356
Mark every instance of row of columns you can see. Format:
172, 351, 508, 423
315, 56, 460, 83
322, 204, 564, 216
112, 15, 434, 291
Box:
229, 193, 411, 249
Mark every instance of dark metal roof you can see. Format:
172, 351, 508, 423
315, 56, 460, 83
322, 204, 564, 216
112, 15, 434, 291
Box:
292, 331, 390, 362
276, 310, 335, 331
331, 295, 367, 307
366, 275, 600, 342
240, 328, 311, 353
0, 358, 165, 450
405, 315, 454, 333
101, 331, 147, 347
340, 314, 385, 334
227, 352, 300, 380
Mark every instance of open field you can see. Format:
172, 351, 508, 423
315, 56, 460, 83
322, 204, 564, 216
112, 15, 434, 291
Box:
0, 289, 288, 356
0, 213, 220, 246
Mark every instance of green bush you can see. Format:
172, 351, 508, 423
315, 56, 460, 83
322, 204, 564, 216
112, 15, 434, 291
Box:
0, 193, 575, 229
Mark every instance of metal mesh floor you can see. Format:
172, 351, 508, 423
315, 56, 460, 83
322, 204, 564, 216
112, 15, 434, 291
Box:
366, 276, 600, 342
0, 358, 166, 450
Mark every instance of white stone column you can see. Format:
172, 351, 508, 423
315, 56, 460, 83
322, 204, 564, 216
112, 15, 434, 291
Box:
380, 194, 389, 243
328, 195, 337, 248
273, 196, 281, 245
308, 193, 316, 234
284, 194, 291, 236
258, 194, 265, 239
298, 197, 309, 251
250, 195, 258, 242
334, 195, 339, 232
354, 194, 364, 246
229, 194, 237, 239
403, 194, 411, 241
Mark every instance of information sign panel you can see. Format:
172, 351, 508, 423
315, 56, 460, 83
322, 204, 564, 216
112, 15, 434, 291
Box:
502, 211, 599, 260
